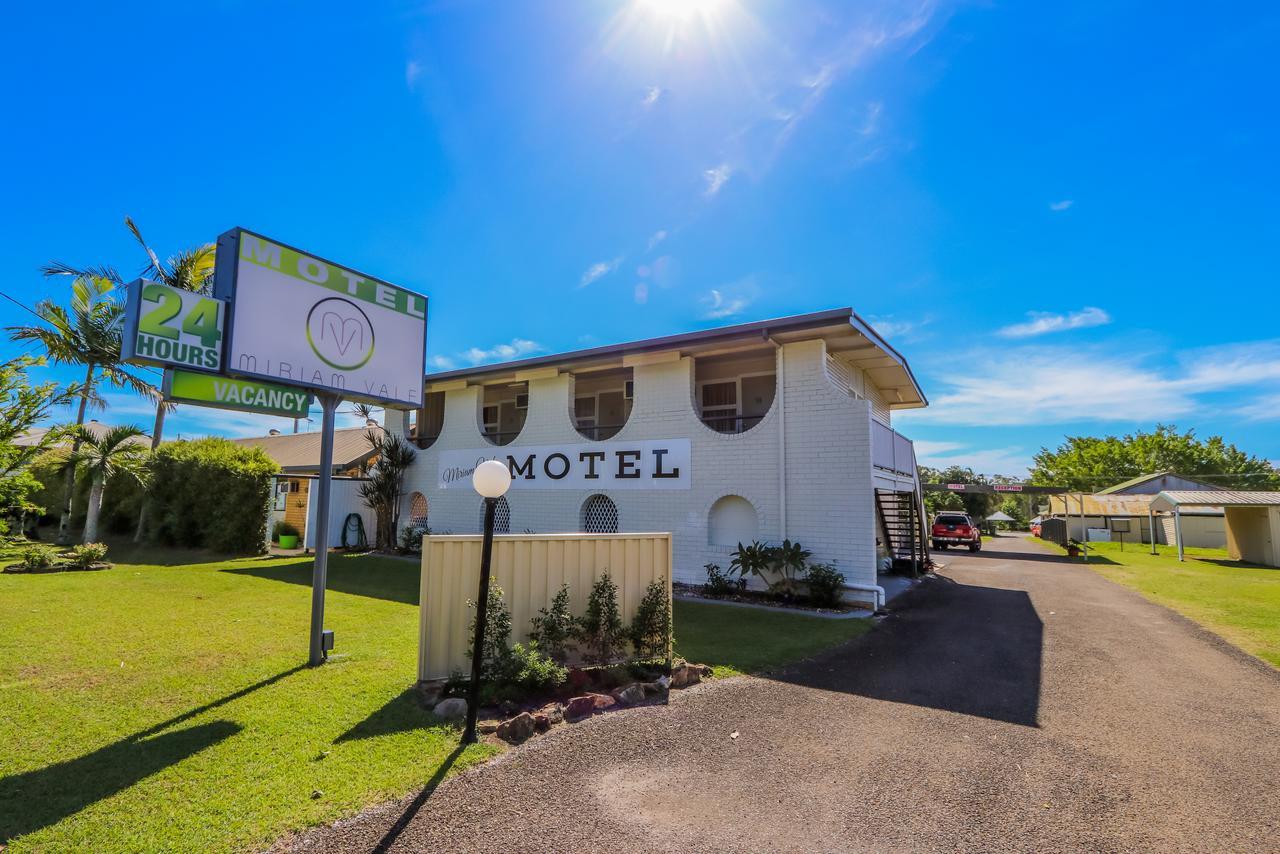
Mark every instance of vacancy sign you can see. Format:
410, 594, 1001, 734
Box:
216, 229, 427, 408
165, 368, 311, 418
122, 281, 225, 372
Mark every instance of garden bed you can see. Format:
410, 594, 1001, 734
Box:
4, 560, 111, 574
422, 658, 713, 744
673, 582, 860, 615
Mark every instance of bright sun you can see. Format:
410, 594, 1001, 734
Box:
639, 0, 727, 21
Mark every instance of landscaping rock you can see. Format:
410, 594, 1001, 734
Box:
640, 681, 666, 697
537, 703, 565, 725
670, 663, 689, 689
564, 696, 596, 720
496, 712, 537, 743
533, 713, 550, 732
611, 683, 646, 705
656, 675, 671, 690
433, 697, 467, 720
478, 719, 501, 734
589, 692, 616, 710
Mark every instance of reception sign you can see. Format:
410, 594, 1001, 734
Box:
215, 228, 427, 409
438, 439, 692, 491
121, 280, 225, 371
164, 368, 312, 418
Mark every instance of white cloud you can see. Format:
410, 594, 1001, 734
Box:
461, 338, 543, 366
642, 86, 663, 107
1236, 394, 1280, 421
859, 101, 883, 136
579, 257, 621, 288
405, 60, 422, 90
867, 314, 928, 340
427, 355, 456, 371
905, 339, 1280, 427
634, 283, 649, 305
647, 229, 668, 250
915, 442, 1033, 479
998, 306, 1111, 339
700, 288, 750, 319
702, 162, 732, 196
1049, 199, 1073, 212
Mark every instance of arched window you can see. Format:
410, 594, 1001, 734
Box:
407, 492, 429, 528
480, 496, 511, 534
581, 494, 619, 533
708, 495, 758, 546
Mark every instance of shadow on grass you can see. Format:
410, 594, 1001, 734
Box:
768, 576, 1044, 728
335, 687, 445, 744
0, 665, 306, 843
223, 555, 419, 605
1193, 558, 1276, 571
369, 746, 465, 853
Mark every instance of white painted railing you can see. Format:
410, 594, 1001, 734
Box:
872, 419, 916, 478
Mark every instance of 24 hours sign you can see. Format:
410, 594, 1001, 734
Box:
121, 281, 225, 371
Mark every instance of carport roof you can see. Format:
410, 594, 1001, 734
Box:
1150, 490, 1280, 512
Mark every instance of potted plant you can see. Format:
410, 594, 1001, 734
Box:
274, 520, 300, 549
1066, 541, 1081, 558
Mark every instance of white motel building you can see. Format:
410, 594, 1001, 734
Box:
390, 308, 929, 606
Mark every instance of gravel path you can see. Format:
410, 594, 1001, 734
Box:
277, 535, 1280, 853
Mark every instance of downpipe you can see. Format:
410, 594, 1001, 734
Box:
844, 582, 885, 611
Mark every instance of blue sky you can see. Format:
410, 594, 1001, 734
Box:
2, 1, 1278, 476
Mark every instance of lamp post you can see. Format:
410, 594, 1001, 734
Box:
462, 459, 512, 745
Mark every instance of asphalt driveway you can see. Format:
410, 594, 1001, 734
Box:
279, 535, 1280, 853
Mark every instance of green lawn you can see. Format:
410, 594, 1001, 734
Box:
0, 542, 867, 852
1035, 538, 1280, 667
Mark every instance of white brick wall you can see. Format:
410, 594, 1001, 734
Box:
394, 338, 889, 589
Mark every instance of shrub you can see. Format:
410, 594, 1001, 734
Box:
148, 438, 277, 554
772, 538, 812, 595
729, 540, 773, 587
805, 563, 846, 608
398, 525, 425, 553
69, 542, 109, 568
578, 572, 626, 664
529, 583, 576, 663
508, 641, 568, 692
702, 562, 737, 597
466, 584, 513, 681
629, 578, 672, 660
272, 520, 300, 541
21, 543, 57, 570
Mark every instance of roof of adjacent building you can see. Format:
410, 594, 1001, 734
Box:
1150, 490, 1280, 512
1096, 471, 1220, 495
1048, 493, 1223, 517
14, 420, 151, 449
230, 425, 382, 473
424, 307, 927, 409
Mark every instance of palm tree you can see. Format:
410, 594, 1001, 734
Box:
7, 275, 154, 543
60, 424, 150, 544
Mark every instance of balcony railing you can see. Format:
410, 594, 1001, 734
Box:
700, 414, 765, 435
574, 423, 626, 441
872, 419, 916, 479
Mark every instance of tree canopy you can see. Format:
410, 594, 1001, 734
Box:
1030, 425, 1279, 492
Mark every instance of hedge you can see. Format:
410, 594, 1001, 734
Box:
147, 438, 278, 554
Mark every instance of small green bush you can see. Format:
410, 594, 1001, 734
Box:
579, 572, 626, 664
21, 543, 57, 570
398, 525, 425, 553
508, 641, 567, 692
272, 520, 300, 541
69, 542, 109, 568
702, 562, 737, 596
529, 583, 576, 662
628, 578, 672, 660
805, 563, 846, 608
466, 585, 513, 682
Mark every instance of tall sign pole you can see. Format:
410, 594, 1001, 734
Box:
309, 393, 341, 666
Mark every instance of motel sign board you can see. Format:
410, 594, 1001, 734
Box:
122, 281, 226, 372
164, 369, 312, 419
438, 439, 693, 491
215, 229, 428, 408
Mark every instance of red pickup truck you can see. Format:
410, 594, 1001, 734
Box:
931, 513, 982, 552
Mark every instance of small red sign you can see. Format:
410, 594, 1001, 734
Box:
994, 485, 1024, 492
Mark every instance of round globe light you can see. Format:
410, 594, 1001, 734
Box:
472, 459, 512, 499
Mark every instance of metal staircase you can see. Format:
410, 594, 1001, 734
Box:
874, 444, 931, 577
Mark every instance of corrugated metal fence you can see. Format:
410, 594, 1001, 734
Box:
1040, 518, 1068, 547
418, 533, 673, 682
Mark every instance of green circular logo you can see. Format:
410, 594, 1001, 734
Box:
306, 298, 375, 370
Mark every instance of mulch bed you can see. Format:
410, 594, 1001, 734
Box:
3, 562, 111, 574
673, 582, 857, 614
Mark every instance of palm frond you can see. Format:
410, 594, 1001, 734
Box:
41, 261, 123, 284
124, 216, 165, 281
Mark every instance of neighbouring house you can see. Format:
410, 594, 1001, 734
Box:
1046, 472, 1227, 548
388, 308, 930, 607
232, 422, 381, 548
